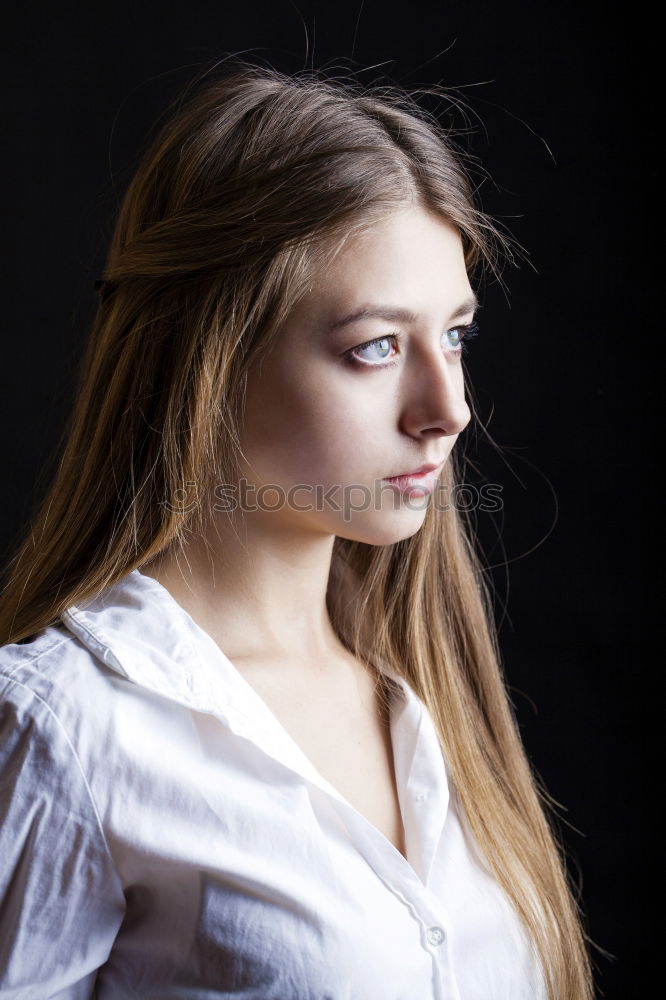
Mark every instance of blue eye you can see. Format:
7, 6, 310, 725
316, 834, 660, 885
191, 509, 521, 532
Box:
445, 322, 480, 351
352, 337, 394, 363
346, 321, 480, 368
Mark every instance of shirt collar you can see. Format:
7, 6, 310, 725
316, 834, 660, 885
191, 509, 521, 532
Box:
62, 569, 205, 700
62, 567, 449, 884
62, 567, 409, 710
61, 568, 413, 780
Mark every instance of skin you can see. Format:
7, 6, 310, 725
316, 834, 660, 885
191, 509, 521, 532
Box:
141, 202, 474, 687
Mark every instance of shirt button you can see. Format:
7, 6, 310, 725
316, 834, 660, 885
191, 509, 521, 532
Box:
426, 926, 445, 947
415, 792, 429, 802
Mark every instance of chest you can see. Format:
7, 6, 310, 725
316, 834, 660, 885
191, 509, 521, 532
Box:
238, 666, 407, 860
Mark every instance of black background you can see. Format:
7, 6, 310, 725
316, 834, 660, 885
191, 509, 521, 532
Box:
2, 3, 646, 997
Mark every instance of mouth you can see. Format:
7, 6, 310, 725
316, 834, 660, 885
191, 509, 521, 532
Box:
382, 460, 445, 496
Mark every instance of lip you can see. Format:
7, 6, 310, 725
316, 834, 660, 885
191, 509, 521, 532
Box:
382, 460, 445, 496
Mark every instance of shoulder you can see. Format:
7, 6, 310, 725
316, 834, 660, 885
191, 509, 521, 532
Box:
0, 625, 122, 843
0, 624, 122, 736
0, 623, 152, 840
0, 630, 126, 994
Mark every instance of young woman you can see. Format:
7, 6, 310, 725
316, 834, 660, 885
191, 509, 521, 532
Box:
0, 62, 594, 999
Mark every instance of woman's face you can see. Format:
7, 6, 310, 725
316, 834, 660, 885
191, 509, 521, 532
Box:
236, 203, 476, 545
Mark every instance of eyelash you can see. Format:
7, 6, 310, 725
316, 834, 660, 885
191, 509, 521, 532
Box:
343, 321, 480, 368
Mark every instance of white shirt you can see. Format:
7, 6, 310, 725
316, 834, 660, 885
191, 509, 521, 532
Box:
0, 568, 546, 999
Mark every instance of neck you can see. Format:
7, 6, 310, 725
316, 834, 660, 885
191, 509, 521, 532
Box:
140, 512, 346, 665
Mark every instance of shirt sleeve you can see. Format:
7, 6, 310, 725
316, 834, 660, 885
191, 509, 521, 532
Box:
0, 675, 126, 999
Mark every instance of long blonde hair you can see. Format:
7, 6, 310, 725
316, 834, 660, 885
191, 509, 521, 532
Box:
0, 60, 594, 998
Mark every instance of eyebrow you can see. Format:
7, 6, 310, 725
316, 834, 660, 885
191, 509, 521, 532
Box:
326, 293, 479, 333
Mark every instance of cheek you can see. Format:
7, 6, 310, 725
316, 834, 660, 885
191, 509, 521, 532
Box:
240, 363, 381, 484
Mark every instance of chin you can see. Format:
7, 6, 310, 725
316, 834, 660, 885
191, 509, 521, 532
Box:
336, 509, 428, 547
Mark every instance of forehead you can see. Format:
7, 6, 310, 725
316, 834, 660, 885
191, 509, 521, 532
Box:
296, 205, 473, 324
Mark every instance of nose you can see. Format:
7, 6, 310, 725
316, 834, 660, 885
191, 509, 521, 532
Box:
399, 351, 471, 439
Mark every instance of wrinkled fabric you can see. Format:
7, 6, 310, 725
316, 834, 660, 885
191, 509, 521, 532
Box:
0, 568, 547, 999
